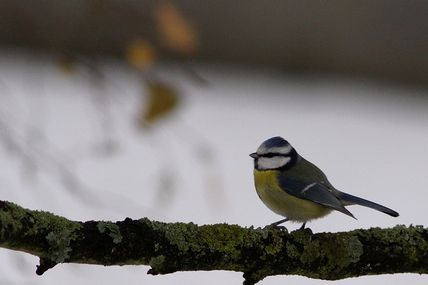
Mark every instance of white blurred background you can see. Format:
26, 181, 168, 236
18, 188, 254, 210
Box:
0, 48, 427, 284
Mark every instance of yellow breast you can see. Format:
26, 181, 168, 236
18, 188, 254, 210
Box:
253, 169, 331, 222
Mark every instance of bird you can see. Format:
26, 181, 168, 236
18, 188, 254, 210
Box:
250, 136, 399, 229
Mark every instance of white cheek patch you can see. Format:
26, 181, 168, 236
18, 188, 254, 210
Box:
257, 144, 292, 156
257, 156, 291, 170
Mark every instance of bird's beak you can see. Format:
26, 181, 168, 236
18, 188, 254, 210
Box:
249, 152, 258, 159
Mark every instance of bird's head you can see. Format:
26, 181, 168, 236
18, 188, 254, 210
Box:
250, 136, 298, 170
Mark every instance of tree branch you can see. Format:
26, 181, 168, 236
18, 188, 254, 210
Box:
0, 200, 427, 284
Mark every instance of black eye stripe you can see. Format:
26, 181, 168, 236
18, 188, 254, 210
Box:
260, 153, 289, 158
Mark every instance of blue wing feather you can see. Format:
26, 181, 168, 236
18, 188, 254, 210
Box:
278, 175, 355, 218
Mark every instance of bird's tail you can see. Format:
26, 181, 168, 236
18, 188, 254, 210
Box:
337, 192, 399, 217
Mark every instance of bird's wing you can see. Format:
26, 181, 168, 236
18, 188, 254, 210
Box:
278, 176, 356, 219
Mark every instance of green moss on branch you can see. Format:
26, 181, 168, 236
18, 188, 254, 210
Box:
0, 200, 427, 284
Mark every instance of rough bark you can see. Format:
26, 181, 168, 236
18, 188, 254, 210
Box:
0, 200, 427, 284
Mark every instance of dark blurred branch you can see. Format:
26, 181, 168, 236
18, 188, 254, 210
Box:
1, 1, 428, 86
1, 200, 427, 284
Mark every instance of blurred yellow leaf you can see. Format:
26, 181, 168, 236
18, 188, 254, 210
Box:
56, 55, 76, 74
139, 81, 179, 126
126, 39, 156, 70
154, 1, 198, 55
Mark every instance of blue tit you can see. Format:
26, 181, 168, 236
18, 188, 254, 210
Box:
250, 136, 399, 229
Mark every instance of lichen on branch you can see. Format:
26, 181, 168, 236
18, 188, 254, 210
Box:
0, 200, 427, 284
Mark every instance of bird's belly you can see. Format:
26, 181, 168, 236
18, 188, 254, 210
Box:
254, 170, 331, 222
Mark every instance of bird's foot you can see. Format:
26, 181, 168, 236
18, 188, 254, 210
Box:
270, 218, 289, 227
264, 218, 289, 231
